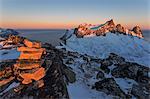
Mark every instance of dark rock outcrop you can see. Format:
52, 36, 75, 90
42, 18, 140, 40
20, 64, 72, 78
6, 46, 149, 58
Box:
0, 28, 19, 38
96, 71, 105, 79
94, 78, 128, 98
112, 62, 139, 79
112, 62, 150, 84
131, 84, 150, 99
108, 53, 125, 64
63, 67, 76, 83
100, 59, 113, 74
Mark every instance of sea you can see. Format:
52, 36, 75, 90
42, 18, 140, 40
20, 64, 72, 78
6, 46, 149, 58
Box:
16, 29, 150, 46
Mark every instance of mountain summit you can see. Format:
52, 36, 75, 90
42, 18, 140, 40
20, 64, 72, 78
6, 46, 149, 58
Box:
58, 19, 149, 66
74, 19, 143, 38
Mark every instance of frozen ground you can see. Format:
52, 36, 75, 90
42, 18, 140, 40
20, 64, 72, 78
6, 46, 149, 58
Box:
0, 49, 20, 61
57, 31, 150, 67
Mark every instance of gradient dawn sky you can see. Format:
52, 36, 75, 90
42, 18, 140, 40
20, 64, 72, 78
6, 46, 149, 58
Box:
0, 0, 150, 29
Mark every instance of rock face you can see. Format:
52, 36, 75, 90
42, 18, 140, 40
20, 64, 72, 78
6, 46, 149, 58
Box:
132, 26, 143, 38
116, 24, 126, 34
63, 66, 76, 83
0, 35, 24, 49
94, 78, 127, 98
75, 19, 116, 37
0, 36, 70, 98
105, 19, 116, 32
72, 19, 143, 38
0, 37, 46, 92
14, 39, 46, 86
0, 63, 15, 92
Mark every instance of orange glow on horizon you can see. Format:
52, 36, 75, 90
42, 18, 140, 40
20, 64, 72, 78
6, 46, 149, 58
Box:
0, 21, 149, 30
0, 21, 78, 29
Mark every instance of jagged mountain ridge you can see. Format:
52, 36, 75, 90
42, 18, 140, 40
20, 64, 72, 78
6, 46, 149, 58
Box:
75, 19, 143, 38
58, 20, 150, 66
60, 19, 143, 41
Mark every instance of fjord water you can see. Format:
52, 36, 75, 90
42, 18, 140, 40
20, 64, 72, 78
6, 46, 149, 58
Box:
17, 29, 150, 46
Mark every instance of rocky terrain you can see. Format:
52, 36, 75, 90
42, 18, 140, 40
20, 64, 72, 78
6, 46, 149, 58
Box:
61, 51, 150, 98
0, 34, 70, 98
74, 19, 143, 38
57, 20, 150, 99
0, 28, 19, 38
0, 24, 150, 99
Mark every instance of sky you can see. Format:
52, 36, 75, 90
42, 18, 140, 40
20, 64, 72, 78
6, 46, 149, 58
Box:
0, 0, 150, 29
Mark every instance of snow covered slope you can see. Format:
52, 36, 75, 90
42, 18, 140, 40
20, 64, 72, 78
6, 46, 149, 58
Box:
57, 30, 150, 67
0, 29, 20, 61
0, 28, 19, 37
57, 28, 150, 99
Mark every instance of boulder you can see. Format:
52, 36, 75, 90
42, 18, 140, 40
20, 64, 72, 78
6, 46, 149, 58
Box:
14, 62, 41, 70
7, 35, 24, 44
96, 71, 105, 79
63, 68, 76, 83
23, 39, 41, 48
19, 67, 45, 84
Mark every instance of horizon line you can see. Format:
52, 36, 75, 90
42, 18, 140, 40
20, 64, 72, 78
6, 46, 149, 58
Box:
1, 27, 150, 31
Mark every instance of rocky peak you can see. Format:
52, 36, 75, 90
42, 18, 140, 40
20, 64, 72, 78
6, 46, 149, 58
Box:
106, 19, 115, 27
132, 26, 142, 35
116, 24, 126, 33
127, 26, 143, 38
